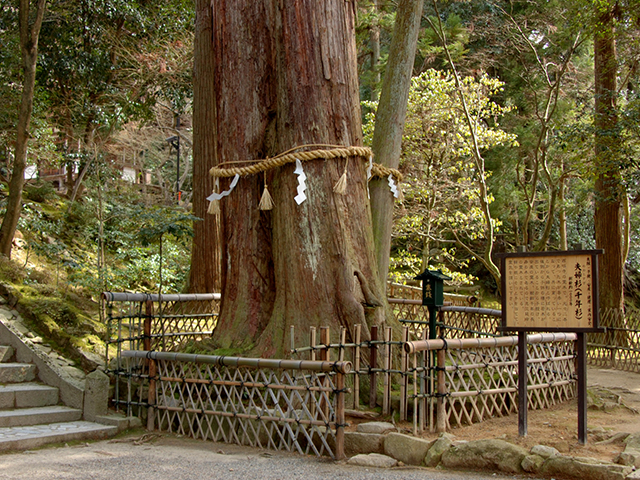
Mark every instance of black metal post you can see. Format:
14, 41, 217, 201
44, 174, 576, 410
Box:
577, 332, 587, 444
518, 331, 528, 437
428, 305, 437, 340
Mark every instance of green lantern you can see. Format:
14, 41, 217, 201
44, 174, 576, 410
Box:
414, 269, 451, 307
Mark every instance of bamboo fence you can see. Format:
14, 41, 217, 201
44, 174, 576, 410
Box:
103, 292, 220, 412
587, 308, 640, 373
291, 324, 577, 433
122, 350, 349, 459
102, 287, 640, 451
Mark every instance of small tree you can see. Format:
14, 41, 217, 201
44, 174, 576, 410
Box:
0, 0, 47, 258
366, 70, 516, 285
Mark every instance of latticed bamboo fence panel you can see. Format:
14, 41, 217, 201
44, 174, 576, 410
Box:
122, 351, 349, 459
103, 292, 220, 411
587, 309, 640, 373
438, 306, 502, 339
292, 324, 577, 433
405, 333, 577, 433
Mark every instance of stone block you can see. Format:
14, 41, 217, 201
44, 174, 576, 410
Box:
542, 455, 633, 480
0, 363, 36, 383
356, 421, 395, 435
384, 432, 435, 466
521, 454, 544, 473
530, 444, 560, 458
441, 438, 529, 474
83, 369, 110, 422
344, 432, 384, 456
347, 453, 398, 468
424, 435, 454, 467
0, 345, 13, 362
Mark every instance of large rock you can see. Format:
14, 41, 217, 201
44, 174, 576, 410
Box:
441, 438, 529, 474
530, 444, 560, 458
424, 435, 454, 467
384, 432, 435, 466
356, 421, 396, 435
347, 453, 398, 468
344, 432, 384, 456
521, 454, 544, 473
542, 455, 633, 480
614, 433, 640, 468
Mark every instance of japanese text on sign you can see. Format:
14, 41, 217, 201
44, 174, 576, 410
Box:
504, 254, 594, 329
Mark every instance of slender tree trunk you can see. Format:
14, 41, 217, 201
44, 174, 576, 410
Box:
0, 0, 47, 258
369, 0, 423, 287
558, 172, 568, 251
211, 0, 384, 357
188, 0, 221, 293
594, 2, 624, 311
369, 0, 381, 101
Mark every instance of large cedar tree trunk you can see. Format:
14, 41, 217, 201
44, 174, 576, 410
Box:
594, 3, 624, 312
188, 0, 220, 293
210, 0, 384, 357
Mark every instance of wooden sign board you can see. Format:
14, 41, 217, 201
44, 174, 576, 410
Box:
499, 250, 603, 332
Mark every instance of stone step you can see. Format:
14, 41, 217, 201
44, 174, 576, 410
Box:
0, 405, 81, 428
0, 421, 118, 452
0, 363, 36, 383
0, 345, 13, 363
0, 383, 59, 409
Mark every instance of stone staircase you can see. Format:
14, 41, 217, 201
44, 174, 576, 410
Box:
0, 344, 117, 451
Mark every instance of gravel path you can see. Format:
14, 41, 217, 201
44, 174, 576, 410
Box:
0, 434, 534, 480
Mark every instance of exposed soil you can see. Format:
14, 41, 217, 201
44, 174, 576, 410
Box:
348, 367, 640, 463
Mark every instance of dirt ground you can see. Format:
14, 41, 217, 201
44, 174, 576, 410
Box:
350, 366, 640, 463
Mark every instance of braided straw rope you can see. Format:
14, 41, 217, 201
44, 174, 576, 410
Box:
209, 145, 403, 182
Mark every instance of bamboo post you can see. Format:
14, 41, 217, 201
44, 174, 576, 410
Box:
420, 327, 427, 432
320, 327, 330, 361
413, 353, 418, 435
290, 325, 295, 355
310, 327, 316, 361
144, 299, 154, 428
369, 325, 378, 409
400, 326, 408, 421
144, 300, 153, 352
335, 372, 346, 460
436, 347, 446, 433
354, 324, 361, 410
147, 357, 157, 431
339, 327, 346, 361
383, 326, 391, 415
310, 326, 317, 418
320, 327, 330, 418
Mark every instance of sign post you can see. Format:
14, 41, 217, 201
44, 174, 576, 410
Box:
498, 250, 603, 444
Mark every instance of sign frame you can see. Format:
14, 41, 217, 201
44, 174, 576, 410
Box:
498, 249, 604, 333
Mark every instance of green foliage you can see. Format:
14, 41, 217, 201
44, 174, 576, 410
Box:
365, 69, 516, 285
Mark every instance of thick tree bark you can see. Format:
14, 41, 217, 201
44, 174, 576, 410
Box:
369, 0, 423, 287
210, 0, 384, 357
188, 0, 221, 293
594, 3, 624, 311
0, 0, 46, 258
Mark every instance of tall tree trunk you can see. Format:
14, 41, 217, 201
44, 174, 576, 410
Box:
210, 0, 384, 357
594, 2, 624, 311
369, 0, 381, 101
369, 0, 423, 287
0, 0, 47, 258
188, 0, 221, 293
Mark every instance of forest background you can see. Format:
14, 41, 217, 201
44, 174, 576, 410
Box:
0, 0, 639, 361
